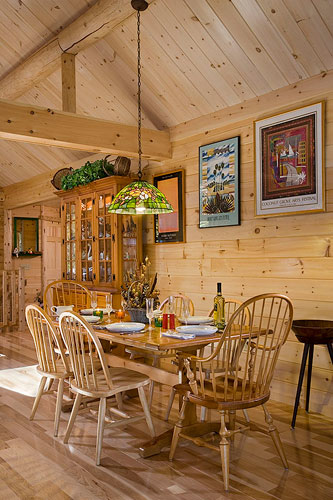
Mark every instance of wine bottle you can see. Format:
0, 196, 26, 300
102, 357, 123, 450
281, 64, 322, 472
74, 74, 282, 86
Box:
213, 282, 225, 330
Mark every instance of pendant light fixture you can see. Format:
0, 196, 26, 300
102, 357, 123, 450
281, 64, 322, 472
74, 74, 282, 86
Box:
108, 0, 173, 215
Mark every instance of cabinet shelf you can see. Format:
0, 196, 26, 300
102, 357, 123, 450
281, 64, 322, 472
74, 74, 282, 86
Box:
58, 176, 142, 289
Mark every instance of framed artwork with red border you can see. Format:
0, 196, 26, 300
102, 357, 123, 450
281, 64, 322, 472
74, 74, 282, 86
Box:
254, 102, 325, 217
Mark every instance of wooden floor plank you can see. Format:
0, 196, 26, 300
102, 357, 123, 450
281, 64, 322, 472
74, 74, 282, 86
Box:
0, 329, 332, 500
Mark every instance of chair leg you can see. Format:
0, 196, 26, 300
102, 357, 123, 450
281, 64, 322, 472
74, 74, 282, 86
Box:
115, 392, 124, 411
263, 404, 288, 469
242, 409, 250, 423
64, 393, 82, 444
200, 406, 207, 422
96, 398, 106, 466
305, 344, 314, 412
54, 378, 64, 437
148, 380, 155, 409
219, 410, 230, 491
229, 410, 236, 441
46, 378, 54, 392
30, 376, 47, 421
169, 396, 188, 461
291, 343, 309, 428
164, 387, 176, 421
327, 343, 333, 364
138, 386, 155, 438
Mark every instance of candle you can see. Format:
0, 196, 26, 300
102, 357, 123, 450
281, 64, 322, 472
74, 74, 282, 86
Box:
116, 309, 125, 320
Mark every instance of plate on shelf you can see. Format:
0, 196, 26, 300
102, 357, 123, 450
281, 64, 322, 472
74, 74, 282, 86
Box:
178, 316, 213, 325
81, 308, 112, 315
105, 322, 145, 333
176, 325, 218, 336
83, 315, 101, 324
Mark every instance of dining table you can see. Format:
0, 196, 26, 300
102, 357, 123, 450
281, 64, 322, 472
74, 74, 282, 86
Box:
90, 317, 257, 458
55, 312, 261, 458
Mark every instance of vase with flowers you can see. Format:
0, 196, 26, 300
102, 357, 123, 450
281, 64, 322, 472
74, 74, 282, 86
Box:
121, 257, 159, 323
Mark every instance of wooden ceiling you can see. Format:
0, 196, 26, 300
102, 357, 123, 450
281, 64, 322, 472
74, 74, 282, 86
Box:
0, 0, 332, 187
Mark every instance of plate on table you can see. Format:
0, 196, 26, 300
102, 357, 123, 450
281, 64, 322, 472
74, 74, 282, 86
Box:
105, 322, 145, 333
176, 325, 218, 336
83, 315, 101, 324
178, 316, 213, 325
81, 308, 112, 315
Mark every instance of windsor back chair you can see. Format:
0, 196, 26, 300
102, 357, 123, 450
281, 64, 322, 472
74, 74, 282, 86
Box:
59, 311, 155, 465
25, 304, 72, 437
169, 293, 293, 491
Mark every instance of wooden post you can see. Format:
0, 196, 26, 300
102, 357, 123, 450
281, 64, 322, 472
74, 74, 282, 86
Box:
18, 267, 25, 331
61, 53, 76, 113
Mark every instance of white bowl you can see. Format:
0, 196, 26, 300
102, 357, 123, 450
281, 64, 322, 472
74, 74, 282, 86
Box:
83, 315, 100, 324
105, 322, 145, 333
176, 325, 218, 336
178, 316, 213, 325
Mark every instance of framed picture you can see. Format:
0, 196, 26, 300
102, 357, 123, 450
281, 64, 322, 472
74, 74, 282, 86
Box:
199, 136, 240, 228
153, 169, 185, 243
255, 102, 325, 217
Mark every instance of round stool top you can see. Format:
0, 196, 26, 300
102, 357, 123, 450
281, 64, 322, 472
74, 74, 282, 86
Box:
292, 319, 333, 344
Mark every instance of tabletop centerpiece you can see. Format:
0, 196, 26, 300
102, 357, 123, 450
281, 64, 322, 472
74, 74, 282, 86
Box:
121, 257, 159, 323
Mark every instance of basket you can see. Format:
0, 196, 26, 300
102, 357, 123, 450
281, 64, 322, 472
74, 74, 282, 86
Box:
126, 308, 148, 324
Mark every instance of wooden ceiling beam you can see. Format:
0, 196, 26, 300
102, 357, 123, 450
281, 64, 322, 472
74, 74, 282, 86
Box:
61, 53, 76, 113
0, 0, 154, 100
0, 99, 171, 160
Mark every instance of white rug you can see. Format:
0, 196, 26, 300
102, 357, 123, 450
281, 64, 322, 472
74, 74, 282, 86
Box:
0, 364, 41, 397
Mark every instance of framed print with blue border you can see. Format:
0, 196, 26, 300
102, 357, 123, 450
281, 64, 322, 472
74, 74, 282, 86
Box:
199, 136, 240, 228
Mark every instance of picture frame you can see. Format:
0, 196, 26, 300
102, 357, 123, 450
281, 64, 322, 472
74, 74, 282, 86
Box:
254, 101, 325, 217
199, 136, 240, 228
153, 169, 185, 244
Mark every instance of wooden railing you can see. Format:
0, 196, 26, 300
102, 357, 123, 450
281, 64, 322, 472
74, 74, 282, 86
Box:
0, 269, 25, 330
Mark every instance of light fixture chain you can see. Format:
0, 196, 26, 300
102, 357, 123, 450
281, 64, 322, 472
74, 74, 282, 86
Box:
137, 9, 142, 180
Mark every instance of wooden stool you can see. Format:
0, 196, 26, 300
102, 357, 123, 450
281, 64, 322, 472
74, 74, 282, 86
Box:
291, 319, 333, 428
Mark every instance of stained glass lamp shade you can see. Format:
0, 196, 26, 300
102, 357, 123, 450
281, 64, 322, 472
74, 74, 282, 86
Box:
108, 180, 173, 214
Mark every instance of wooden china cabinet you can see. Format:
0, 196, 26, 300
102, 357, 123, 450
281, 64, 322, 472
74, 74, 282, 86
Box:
57, 176, 142, 305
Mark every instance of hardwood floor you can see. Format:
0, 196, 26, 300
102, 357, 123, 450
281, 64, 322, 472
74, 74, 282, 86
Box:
0, 329, 332, 500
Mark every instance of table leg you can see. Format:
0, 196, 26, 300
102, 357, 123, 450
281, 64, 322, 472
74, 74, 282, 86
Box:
291, 343, 309, 428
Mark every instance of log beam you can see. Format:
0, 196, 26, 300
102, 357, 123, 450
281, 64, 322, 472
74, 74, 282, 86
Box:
61, 53, 76, 113
0, 99, 171, 160
0, 0, 154, 100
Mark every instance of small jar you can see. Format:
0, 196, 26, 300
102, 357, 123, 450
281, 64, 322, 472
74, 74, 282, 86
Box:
154, 312, 163, 328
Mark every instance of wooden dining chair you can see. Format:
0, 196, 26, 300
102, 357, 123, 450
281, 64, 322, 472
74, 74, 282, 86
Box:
160, 294, 194, 317
169, 293, 293, 491
165, 299, 250, 422
59, 311, 155, 466
43, 280, 91, 316
25, 304, 72, 437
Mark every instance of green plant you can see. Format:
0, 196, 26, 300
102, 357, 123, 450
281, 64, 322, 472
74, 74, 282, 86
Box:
121, 257, 159, 309
61, 159, 114, 190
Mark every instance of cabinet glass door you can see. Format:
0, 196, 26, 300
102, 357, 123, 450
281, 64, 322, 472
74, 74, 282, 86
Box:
80, 196, 93, 282
122, 215, 139, 276
97, 192, 113, 284
64, 201, 76, 280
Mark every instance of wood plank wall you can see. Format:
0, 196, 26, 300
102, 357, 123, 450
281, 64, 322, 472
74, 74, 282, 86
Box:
4, 205, 61, 306
145, 89, 333, 418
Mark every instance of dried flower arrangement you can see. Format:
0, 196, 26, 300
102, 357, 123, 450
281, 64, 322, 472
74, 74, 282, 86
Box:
121, 257, 159, 310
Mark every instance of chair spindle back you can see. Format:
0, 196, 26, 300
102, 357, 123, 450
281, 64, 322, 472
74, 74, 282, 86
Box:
59, 311, 111, 393
196, 294, 293, 403
44, 280, 91, 316
25, 304, 70, 374
160, 294, 194, 317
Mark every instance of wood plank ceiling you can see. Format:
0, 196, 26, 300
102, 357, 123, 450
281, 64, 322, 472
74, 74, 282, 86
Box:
0, 0, 332, 187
